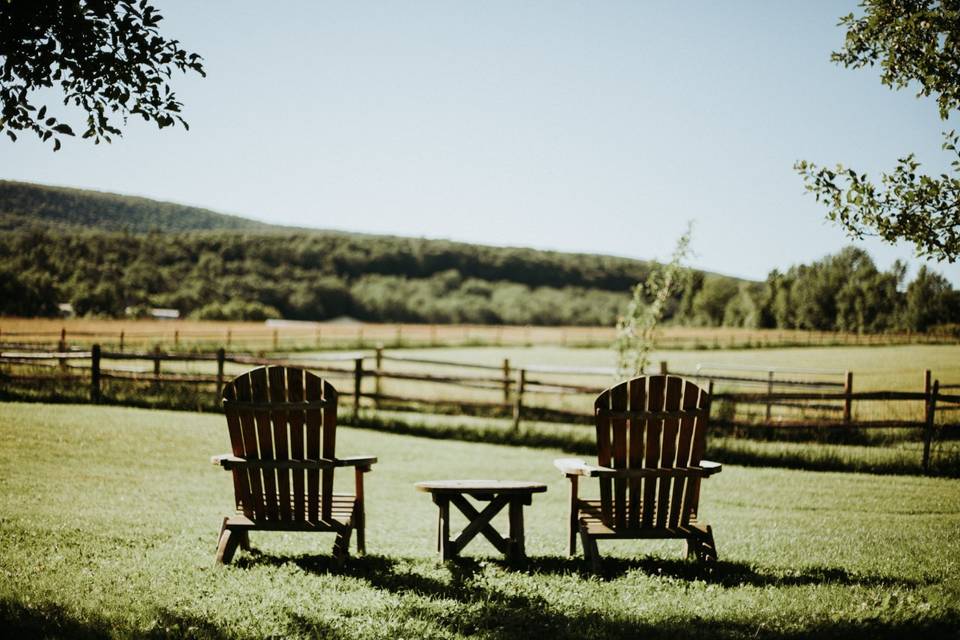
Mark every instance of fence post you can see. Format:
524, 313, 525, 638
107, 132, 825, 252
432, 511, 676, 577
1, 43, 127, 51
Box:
153, 345, 161, 389
90, 343, 101, 403
227, 329, 232, 348
374, 347, 383, 409
119, 330, 125, 353
659, 360, 668, 375
58, 328, 67, 370
272, 329, 279, 351
765, 370, 774, 422
216, 347, 226, 400
843, 371, 853, 424
353, 357, 363, 416
923, 379, 939, 474
512, 368, 526, 431
502, 358, 512, 405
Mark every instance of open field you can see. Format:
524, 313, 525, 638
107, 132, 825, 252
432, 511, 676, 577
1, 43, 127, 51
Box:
2, 317, 955, 352
1, 402, 959, 639
366, 343, 960, 392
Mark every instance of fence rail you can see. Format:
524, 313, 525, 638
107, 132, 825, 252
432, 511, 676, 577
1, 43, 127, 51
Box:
1, 345, 956, 474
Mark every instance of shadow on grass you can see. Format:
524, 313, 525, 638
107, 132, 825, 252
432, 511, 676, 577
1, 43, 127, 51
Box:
2, 554, 954, 640
514, 555, 929, 589
231, 552, 950, 640
0, 598, 288, 640
237, 551, 925, 590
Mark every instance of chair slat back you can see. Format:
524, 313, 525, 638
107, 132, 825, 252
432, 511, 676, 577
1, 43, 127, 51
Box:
594, 375, 710, 530
222, 366, 338, 524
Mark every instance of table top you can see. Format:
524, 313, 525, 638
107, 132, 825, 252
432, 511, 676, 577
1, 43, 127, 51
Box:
415, 480, 548, 495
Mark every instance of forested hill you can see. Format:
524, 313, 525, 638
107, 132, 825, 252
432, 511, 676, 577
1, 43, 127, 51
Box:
0, 180, 273, 233
4, 181, 953, 332
0, 180, 669, 324
0, 179, 667, 288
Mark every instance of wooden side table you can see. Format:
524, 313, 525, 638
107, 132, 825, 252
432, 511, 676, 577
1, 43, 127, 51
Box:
415, 480, 547, 562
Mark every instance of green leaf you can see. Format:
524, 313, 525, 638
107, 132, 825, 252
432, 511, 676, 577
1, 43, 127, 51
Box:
53, 124, 75, 136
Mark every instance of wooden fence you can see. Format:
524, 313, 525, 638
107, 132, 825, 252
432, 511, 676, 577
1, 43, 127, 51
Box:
1, 344, 956, 473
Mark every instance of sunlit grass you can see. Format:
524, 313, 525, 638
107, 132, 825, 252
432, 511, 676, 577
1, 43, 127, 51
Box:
1, 402, 959, 639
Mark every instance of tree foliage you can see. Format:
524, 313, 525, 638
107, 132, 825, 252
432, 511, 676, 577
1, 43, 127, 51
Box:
0, 226, 956, 332
0, 228, 632, 325
615, 224, 693, 378
0, 0, 204, 149
674, 246, 958, 333
832, 0, 960, 120
1, 183, 957, 330
796, 0, 960, 262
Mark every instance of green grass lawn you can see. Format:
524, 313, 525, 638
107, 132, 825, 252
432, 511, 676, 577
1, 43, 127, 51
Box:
1, 402, 959, 639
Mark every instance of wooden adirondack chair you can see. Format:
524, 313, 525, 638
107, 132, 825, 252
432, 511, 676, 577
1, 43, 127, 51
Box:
555, 375, 721, 573
211, 365, 376, 565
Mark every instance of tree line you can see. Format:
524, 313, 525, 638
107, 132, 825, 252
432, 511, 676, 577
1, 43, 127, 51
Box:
0, 228, 634, 326
678, 247, 958, 333
1, 227, 956, 332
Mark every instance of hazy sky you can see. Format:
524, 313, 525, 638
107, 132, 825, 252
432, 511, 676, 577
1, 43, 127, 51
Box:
3, 1, 957, 284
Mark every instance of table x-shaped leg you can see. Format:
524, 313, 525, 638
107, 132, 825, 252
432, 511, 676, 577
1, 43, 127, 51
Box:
433, 493, 529, 561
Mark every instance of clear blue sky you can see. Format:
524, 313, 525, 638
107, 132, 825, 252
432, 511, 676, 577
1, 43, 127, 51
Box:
3, 0, 957, 284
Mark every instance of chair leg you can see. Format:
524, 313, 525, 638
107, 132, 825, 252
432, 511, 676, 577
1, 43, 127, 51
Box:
355, 502, 366, 555
215, 527, 241, 565
567, 477, 579, 557
354, 468, 366, 555
685, 525, 718, 562
578, 524, 601, 575
699, 525, 718, 562
333, 526, 353, 566
238, 530, 251, 551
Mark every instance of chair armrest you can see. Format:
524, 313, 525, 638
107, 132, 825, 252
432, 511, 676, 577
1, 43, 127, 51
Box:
211, 454, 377, 471
555, 457, 719, 479
554, 458, 614, 477
699, 460, 722, 477
339, 455, 377, 471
